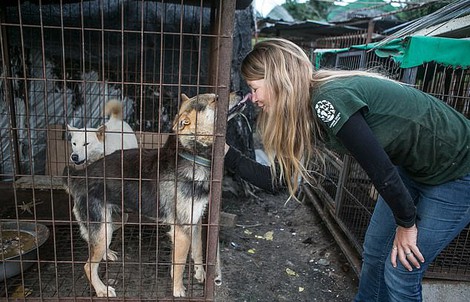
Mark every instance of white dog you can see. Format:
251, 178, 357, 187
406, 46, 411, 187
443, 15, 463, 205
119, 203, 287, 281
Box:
67, 99, 138, 165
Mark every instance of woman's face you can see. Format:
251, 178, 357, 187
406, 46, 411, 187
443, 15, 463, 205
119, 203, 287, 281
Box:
247, 79, 270, 112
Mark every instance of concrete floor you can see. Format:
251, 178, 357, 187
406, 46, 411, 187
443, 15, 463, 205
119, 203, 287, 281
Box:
423, 280, 470, 302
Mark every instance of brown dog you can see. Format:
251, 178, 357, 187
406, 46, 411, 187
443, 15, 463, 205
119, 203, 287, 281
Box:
63, 92, 244, 297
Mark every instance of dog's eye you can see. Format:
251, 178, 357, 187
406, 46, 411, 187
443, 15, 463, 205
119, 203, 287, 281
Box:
179, 119, 190, 128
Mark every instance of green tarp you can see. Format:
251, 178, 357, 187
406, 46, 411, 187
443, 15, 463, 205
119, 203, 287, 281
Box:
314, 36, 470, 70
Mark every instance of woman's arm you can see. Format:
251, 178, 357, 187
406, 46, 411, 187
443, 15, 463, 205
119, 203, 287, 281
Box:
336, 111, 416, 228
224, 145, 278, 193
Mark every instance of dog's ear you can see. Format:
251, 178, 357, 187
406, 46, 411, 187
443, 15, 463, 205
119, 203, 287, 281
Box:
97, 125, 106, 142
66, 124, 74, 140
181, 93, 190, 104
179, 93, 193, 114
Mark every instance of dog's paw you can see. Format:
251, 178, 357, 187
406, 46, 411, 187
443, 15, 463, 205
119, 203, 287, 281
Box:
104, 249, 118, 261
173, 284, 186, 297
194, 265, 205, 283
96, 286, 116, 297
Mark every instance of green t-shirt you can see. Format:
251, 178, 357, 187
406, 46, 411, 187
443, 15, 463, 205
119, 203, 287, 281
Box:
312, 75, 470, 185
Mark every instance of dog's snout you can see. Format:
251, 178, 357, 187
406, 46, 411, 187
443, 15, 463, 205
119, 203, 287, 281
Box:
71, 153, 79, 163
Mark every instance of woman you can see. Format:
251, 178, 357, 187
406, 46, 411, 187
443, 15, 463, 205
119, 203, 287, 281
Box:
224, 38, 470, 301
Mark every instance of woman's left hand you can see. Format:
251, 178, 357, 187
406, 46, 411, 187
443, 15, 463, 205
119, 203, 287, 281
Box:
390, 224, 425, 271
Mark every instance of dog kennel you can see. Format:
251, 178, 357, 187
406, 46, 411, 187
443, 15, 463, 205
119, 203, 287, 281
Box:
303, 36, 470, 281
0, 1, 251, 300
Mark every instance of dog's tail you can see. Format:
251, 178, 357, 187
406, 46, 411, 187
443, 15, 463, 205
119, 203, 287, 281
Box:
104, 99, 123, 120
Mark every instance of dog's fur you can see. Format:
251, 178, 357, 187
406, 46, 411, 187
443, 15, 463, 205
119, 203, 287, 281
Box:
67, 99, 138, 165
63, 92, 242, 297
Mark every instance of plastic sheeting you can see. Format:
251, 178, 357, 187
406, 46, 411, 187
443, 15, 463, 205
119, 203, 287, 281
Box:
314, 36, 470, 70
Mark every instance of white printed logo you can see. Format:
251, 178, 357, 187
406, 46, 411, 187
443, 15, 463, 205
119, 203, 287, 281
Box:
315, 100, 336, 123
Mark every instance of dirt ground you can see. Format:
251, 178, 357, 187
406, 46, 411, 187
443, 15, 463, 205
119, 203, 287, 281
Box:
0, 183, 358, 301
215, 187, 359, 302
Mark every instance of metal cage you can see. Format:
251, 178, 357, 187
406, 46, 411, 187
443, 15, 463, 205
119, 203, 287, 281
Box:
0, 1, 238, 300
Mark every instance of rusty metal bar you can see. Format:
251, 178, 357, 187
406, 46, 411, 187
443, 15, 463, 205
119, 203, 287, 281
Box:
205, 0, 236, 300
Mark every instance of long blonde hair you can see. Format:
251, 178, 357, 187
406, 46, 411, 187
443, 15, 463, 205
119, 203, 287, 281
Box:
241, 38, 390, 198
241, 38, 320, 197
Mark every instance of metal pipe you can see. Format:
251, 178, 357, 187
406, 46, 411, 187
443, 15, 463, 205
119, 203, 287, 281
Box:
205, 0, 236, 300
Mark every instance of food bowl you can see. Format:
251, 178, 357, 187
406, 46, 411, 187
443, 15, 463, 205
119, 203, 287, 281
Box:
0, 221, 50, 281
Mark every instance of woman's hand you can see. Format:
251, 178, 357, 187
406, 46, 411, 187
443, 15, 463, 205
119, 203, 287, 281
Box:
390, 224, 425, 271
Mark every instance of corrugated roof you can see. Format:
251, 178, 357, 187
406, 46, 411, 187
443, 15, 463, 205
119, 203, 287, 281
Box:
3, 0, 253, 9
376, 0, 470, 47
259, 20, 363, 41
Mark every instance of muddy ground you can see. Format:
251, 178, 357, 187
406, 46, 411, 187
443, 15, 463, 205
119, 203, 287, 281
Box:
215, 187, 359, 302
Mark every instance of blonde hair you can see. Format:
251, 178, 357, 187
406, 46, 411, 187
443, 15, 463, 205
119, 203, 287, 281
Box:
312, 69, 391, 86
241, 38, 391, 198
241, 38, 320, 197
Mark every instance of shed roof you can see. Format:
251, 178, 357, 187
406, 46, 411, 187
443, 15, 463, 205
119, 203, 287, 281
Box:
4, 0, 253, 9
259, 20, 363, 41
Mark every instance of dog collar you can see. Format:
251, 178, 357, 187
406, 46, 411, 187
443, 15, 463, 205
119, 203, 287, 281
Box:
178, 152, 211, 168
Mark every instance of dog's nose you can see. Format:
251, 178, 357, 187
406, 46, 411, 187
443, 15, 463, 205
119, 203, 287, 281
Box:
71, 154, 79, 163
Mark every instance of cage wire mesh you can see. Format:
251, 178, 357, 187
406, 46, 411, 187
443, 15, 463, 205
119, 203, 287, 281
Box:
0, 0, 236, 299
309, 47, 470, 281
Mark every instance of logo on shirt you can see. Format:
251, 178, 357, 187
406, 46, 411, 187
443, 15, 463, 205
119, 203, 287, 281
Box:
315, 100, 336, 123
